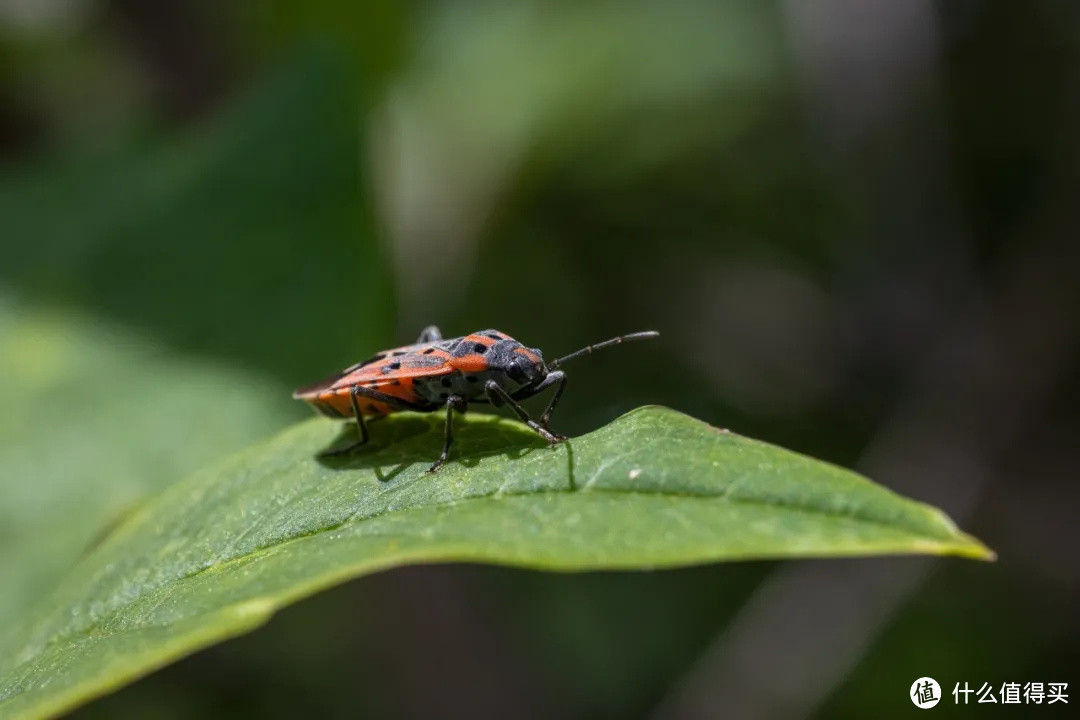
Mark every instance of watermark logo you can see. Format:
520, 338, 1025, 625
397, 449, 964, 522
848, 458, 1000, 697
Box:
911, 677, 941, 709
908, 679, 1068, 708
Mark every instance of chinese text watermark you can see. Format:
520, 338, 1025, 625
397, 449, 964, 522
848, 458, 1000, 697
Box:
910, 678, 1067, 709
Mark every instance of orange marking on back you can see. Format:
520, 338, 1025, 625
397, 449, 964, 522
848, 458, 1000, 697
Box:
513, 347, 541, 364
450, 354, 489, 373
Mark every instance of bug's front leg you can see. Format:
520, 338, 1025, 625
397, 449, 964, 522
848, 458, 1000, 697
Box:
486, 380, 563, 444
537, 372, 567, 437
427, 394, 467, 473
510, 371, 568, 441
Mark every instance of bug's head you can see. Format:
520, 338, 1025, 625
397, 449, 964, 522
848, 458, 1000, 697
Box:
491, 341, 547, 386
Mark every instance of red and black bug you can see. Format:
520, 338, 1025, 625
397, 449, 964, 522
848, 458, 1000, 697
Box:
293, 327, 659, 472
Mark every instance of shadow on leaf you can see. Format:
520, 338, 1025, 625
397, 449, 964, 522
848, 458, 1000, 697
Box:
314, 412, 552, 479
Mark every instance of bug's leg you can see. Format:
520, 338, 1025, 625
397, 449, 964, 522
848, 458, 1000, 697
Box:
428, 395, 466, 473
319, 387, 370, 457
485, 381, 562, 444
509, 371, 568, 440
320, 385, 431, 458
537, 372, 568, 439
416, 325, 443, 343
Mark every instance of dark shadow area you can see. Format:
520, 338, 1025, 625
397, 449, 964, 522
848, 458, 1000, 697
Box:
314, 412, 554, 478
564, 440, 577, 492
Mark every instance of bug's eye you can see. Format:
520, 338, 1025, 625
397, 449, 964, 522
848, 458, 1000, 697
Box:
507, 362, 528, 383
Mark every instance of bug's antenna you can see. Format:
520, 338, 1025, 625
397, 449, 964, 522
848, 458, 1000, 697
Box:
549, 331, 659, 370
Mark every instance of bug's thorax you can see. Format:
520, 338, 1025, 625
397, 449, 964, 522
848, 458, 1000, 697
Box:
412, 334, 547, 403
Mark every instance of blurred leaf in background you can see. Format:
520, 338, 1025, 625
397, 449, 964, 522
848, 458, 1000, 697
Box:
365, 0, 852, 456
0, 47, 391, 383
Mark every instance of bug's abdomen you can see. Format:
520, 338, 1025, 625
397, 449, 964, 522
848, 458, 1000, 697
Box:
412, 369, 508, 404
306, 390, 392, 419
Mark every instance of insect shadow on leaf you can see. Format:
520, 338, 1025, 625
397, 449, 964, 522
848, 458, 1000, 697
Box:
315, 413, 554, 480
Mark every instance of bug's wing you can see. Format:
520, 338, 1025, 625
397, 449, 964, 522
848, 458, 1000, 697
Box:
292, 344, 454, 398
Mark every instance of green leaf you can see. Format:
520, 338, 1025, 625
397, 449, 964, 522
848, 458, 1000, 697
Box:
0, 406, 991, 720
0, 297, 297, 650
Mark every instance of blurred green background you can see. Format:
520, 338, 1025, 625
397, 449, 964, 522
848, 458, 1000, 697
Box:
2, 1, 1077, 718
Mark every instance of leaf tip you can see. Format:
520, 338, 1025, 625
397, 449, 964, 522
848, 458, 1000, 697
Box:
960, 537, 997, 562
914, 534, 996, 561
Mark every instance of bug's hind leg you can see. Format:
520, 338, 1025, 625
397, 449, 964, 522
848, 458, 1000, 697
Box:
319, 387, 370, 457
416, 325, 443, 343
427, 395, 466, 473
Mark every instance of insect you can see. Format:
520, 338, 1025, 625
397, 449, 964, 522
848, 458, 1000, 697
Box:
293, 326, 659, 472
